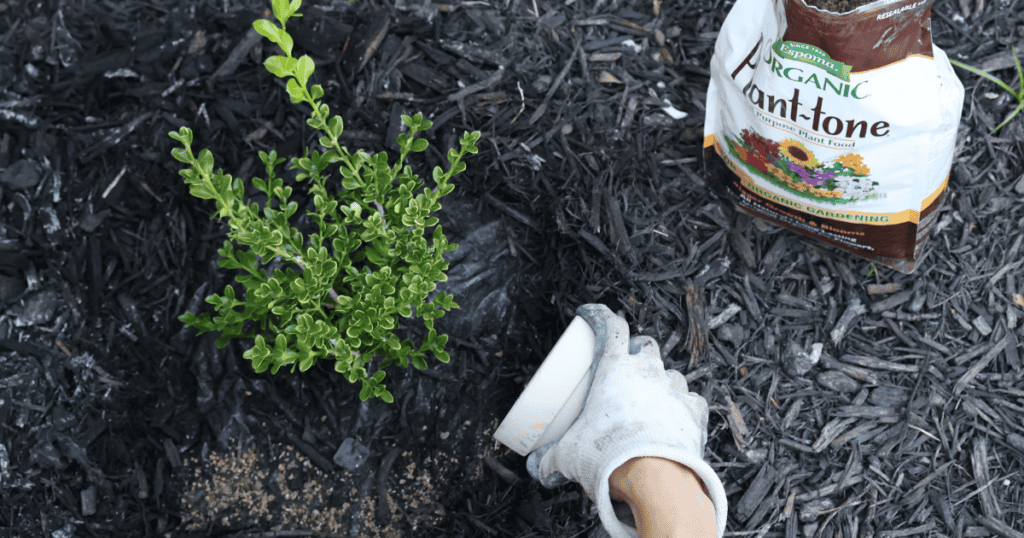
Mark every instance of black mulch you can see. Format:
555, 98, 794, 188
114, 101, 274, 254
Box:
1, 0, 1023, 536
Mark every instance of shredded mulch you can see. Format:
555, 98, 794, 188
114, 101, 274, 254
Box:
1, 0, 1022, 537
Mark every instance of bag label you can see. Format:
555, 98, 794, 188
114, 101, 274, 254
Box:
772, 40, 852, 81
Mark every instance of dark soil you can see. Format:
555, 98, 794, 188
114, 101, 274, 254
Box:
2, 0, 1023, 537
803, 0, 875, 14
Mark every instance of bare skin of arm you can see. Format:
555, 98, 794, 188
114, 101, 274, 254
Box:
608, 457, 718, 538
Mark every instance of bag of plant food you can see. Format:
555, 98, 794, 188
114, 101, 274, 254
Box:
703, 0, 963, 273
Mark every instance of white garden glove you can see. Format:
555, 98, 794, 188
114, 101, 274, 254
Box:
526, 304, 728, 538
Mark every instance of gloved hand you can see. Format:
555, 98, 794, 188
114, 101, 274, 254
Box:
526, 304, 728, 538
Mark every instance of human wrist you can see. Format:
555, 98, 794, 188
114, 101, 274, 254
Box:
609, 457, 703, 499
608, 457, 717, 538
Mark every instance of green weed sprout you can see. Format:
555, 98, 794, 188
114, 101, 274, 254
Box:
169, 0, 481, 403
950, 47, 1024, 134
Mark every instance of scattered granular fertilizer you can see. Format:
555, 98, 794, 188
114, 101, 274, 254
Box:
179, 441, 449, 537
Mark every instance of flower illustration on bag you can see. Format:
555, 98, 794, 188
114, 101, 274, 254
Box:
735, 146, 750, 161
835, 153, 870, 175
787, 160, 813, 181
725, 130, 879, 203
809, 169, 835, 187
743, 130, 781, 160
779, 139, 819, 168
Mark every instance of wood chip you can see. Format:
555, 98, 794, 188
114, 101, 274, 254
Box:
840, 354, 919, 373
978, 515, 1024, 538
879, 523, 936, 538
735, 464, 777, 522
724, 394, 749, 450
867, 282, 904, 295
817, 370, 861, 393
685, 280, 708, 365
589, 52, 621, 62
972, 437, 1002, 519
812, 417, 857, 452
954, 334, 1012, 394
972, 315, 993, 336
598, 70, 622, 84
834, 405, 900, 420
831, 299, 866, 345
707, 303, 742, 330
820, 353, 881, 384
870, 290, 914, 313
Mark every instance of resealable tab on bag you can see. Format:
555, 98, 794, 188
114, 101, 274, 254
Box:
703, 0, 964, 273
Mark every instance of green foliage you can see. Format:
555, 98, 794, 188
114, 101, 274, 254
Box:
170, 0, 481, 404
950, 47, 1024, 134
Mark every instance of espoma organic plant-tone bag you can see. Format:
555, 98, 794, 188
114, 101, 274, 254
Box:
704, 0, 964, 273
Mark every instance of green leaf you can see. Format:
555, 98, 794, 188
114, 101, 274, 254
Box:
342, 175, 361, 191
328, 116, 344, 138
272, 0, 290, 24
951, 54, 1024, 134
401, 114, 418, 131
286, 78, 304, 104
253, 19, 281, 45
410, 138, 429, 153
188, 183, 217, 200
231, 177, 245, 199
279, 31, 294, 57
462, 130, 481, 149
950, 59, 1017, 96
264, 55, 295, 78
282, 201, 298, 218
197, 149, 214, 175
992, 101, 1024, 134
171, 147, 191, 164
235, 250, 260, 275
179, 311, 216, 333
322, 150, 341, 164
310, 84, 324, 100
168, 128, 192, 146
211, 173, 231, 198
379, 389, 394, 404
295, 55, 315, 87
359, 383, 372, 401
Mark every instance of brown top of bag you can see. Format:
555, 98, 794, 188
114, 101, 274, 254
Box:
781, 0, 934, 73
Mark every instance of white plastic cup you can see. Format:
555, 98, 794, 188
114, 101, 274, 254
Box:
494, 316, 597, 456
